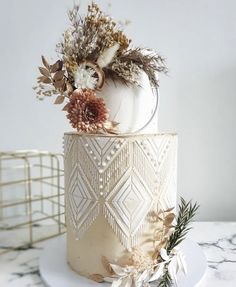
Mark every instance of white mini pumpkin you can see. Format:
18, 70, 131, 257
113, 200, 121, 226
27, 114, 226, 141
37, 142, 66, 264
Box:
98, 71, 159, 134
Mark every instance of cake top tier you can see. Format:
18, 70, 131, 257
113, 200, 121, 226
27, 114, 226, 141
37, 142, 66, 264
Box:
34, 2, 167, 134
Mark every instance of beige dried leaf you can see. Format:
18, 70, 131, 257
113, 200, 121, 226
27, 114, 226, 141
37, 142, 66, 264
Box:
111, 121, 119, 128
38, 76, 51, 84
153, 230, 163, 241
101, 120, 120, 135
66, 82, 74, 95
89, 274, 104, 283
41, 56, 50, 69
164, 207, 175, 213
101, 256, 114, 275
143, 238, 154, 244
147, 211, 158, 221
62, 82, 67, 92
62, 103, 70, 111
164, 213, 175, 226
152, 249, 160, 260
53, 70, 64, 81
50, 60, 63, 73
54, 95, 65, 104
157, 215, 164, 221
39, 67, 50, 77
54, 79, 65, 89
164, 226, 174, 236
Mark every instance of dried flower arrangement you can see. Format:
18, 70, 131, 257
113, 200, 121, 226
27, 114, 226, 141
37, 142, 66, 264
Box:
89, 198, 199, 287
33, 2, 167, 134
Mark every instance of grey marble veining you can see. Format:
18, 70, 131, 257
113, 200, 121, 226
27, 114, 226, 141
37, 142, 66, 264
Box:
0, 222, 235, 287
189, 222, 236, 287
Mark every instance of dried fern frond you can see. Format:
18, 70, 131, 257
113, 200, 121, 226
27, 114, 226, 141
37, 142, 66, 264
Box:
104, 47, 167, 89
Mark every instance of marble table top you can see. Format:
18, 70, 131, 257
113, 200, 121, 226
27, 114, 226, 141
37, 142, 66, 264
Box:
0, 222, 235, 287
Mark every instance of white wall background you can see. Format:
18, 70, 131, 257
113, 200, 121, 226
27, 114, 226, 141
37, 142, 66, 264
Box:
0, 0, 235, 221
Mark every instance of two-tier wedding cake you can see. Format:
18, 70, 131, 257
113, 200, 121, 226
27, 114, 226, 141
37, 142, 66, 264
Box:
34, 3, 198, 286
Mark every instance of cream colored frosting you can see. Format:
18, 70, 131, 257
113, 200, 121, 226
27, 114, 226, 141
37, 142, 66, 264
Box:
97, 73, 159, 134
64, 133, 177, 277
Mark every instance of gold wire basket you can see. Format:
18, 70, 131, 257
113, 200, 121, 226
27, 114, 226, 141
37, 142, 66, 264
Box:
0, 150, 65, 254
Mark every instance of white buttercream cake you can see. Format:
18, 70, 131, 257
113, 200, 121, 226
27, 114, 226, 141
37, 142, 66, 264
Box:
34, 3, 199, 286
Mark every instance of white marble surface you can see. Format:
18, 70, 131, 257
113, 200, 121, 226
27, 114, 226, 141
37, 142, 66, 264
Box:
0, 222, 235, 287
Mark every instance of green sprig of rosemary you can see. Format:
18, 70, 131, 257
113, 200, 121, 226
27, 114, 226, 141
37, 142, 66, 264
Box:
158, 267, 172, 287
157, 198, 199, 287
166, 198, 199, 253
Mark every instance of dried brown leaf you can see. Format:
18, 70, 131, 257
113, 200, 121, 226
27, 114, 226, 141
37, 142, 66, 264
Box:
101, 256, 114, 275
41, 56, 50, 69
62, 103, 70, 111
50, 60, 63, 73
164, 226, 174, 236
66, 82, 74, 95
89, 274, 104, 283
164, 213, 175, 226
39, 67, 50, 77
54, 79, 65, 89
158, 238, 168, 248
164, 207, 175, 213
157, 215, 164, 221
54, 95, 65, 104
53, 70, 64, 81
38, 76, 51, 84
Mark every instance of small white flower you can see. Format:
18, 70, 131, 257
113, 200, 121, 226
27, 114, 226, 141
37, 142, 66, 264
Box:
149, 262, 165, 283
167, 250, 187, 285
74, 64, 98, 89
160, 248, 170, 261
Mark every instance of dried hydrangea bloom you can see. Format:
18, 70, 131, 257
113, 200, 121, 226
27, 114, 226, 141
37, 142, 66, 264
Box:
130, 248, 154, 273
66, 89, 108, 132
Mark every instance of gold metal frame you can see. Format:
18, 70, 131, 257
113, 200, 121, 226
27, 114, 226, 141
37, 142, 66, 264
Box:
0, 150, 65, 254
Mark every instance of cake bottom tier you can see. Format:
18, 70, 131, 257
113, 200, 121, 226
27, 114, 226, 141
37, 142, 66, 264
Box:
67, 214, 158, 277
64, 133, 177, 277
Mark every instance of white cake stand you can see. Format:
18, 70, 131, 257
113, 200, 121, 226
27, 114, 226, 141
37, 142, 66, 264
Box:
39, 235, 207, 287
